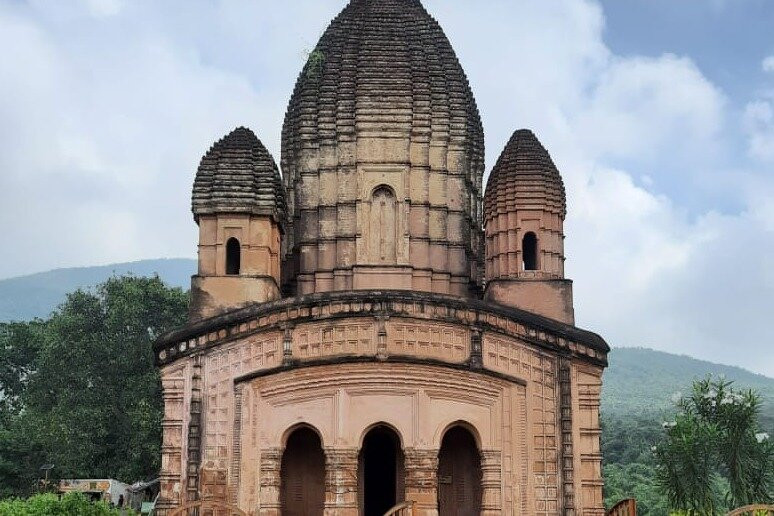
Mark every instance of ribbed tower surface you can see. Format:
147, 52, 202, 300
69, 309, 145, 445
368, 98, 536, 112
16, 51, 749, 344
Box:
484, 129, 567, 225
281, 0, 486, 296
192, 127, 286, 224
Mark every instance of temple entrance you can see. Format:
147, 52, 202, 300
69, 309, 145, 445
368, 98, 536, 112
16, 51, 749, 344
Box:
359, 426, 405, 516
438, 426, 482, 516
280, 427, 325, 516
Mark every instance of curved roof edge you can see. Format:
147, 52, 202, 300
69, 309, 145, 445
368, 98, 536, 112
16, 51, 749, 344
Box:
155, 290, 609, 365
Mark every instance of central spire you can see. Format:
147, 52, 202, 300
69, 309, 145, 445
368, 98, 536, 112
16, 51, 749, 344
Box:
280, 0, 485, 298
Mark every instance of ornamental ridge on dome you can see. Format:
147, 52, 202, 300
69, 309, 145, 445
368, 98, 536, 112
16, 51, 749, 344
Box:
484, 129, 567, 224
192, 127, 286, 225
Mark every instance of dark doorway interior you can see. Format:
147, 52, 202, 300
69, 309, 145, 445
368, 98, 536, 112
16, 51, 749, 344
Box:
360, 426, 404, 516
438, 426, 482, 516
280, 427, 325, 516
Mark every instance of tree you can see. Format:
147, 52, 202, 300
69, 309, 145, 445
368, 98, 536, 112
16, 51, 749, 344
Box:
604, 462, 670, 516
0, 275, 188, 496
654, 377, 774, 514
0, 321, 42, 415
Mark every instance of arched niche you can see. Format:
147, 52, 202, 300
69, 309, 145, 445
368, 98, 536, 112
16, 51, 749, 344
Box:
369, 185, 397, 265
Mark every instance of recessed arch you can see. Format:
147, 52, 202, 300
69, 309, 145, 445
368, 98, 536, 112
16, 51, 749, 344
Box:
369, 183, 397, 199
435, 420, 483, 450
280, 426, 325, 516
522, 231, 538, 271
358, 424, 405, 516
226, 237, 241, 275
280, 422, 325, 449
369, 185, 397, 264
438, 425, 482, 516
357, 420, 405, 450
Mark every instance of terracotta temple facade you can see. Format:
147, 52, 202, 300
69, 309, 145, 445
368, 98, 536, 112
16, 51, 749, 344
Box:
154, 1, 609, 514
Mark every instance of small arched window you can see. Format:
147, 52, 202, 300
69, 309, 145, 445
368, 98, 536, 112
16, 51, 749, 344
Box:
522, 232, 538, 271
226, 237, 241, 275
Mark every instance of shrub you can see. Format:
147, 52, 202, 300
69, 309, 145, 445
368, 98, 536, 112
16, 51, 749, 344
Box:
0, 492, 132, 516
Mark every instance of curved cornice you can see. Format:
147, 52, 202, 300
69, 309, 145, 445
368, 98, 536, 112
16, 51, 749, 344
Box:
155, 290, 608, 369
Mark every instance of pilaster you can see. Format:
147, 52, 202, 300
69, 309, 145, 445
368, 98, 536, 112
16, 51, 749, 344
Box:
258, 448, 282, 516
186, 354, 203, 502
324, 448, 359, 515
404, 448, 439, 516
481, 449, 503, 515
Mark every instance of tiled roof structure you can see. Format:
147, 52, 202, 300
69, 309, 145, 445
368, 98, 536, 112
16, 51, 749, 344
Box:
192, 127, 286, 224
280, 0, 486, 293
484, 130, 567, 224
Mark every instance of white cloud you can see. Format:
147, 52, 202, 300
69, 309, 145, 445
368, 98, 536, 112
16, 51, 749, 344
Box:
763, 55, 774, 73
0, 0, 772, 374
431, 1, 773, 374
571, 55, 725, 162
744, 99, 774, 161
81, 0, 123, 17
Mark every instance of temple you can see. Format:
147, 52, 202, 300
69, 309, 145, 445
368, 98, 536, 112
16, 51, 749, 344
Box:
154, 0, 609, 514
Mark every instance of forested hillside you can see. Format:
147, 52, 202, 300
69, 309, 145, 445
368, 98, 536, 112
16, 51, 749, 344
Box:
601, 348, 773, 514
0, 259, 196, 322
603, 347, 774, 427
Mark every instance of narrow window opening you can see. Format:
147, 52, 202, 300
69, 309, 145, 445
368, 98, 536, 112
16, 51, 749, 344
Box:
226, 237, 241, 275
522, 232, 538, 271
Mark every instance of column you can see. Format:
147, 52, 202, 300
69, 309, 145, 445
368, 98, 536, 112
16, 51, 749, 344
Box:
405, 448, 439, 516
258, 448, 282, 516
324, 448, 359, 516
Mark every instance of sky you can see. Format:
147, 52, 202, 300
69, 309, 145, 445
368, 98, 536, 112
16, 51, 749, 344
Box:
0, 0, 772, 375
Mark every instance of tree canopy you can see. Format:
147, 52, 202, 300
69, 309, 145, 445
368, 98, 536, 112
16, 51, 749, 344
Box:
0, 276, 187, 497
654, 378, 774, 514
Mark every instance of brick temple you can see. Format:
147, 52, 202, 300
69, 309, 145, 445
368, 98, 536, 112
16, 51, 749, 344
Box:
154, 0, 609, 514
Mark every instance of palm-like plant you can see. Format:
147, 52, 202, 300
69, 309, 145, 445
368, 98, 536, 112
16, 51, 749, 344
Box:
654, 378, 774, 515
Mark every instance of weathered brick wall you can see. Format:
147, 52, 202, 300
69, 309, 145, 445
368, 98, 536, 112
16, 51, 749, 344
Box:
156, 293, 608, 515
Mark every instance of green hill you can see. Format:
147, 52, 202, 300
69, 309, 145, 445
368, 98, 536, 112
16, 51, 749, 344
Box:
0, 259, 196, 322
602, 347, 774, 428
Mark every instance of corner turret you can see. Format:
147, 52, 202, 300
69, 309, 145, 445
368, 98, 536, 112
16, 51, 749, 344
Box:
483, 129, 573, 323
190, 127, 285, 320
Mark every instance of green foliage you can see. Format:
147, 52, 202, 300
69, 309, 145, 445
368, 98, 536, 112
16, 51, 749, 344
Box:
0, 492, 131, 516
602, 414, 663, 466
0, 275, 188, 496
654, 378, 774, 514
602, 414, 670, 514
604, 462, 669, 515
305, 49, 325, 80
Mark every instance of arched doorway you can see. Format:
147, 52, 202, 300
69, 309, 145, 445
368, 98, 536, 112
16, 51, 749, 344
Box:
359, 426, 405, 516
280, 427, 325, 516
438, 426, 481, 516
